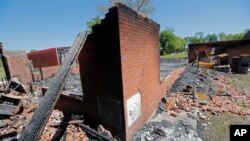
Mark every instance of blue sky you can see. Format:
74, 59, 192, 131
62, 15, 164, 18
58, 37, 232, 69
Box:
0, 0, 249, 51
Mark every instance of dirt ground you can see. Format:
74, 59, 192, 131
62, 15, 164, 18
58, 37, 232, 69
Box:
198, 73, 250, 141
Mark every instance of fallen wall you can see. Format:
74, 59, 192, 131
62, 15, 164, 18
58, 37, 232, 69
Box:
78, 3, 184, 141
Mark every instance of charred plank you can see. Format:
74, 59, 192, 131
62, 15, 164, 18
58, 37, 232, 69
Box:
79, 123, 113, 141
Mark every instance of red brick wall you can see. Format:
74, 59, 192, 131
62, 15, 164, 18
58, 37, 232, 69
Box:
118, 5, 160, 140
56, 93, 85, 115
78, 4, 184, 141
118, 4, 186, 140
78, 6, 125, 138
3, 50, 32, 84
224, 44, 250, 65
33, 66, 60, 80
33, 66, 79, 81
42, 66, 59, 79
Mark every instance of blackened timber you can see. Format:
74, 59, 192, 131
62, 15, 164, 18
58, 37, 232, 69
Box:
79, 124, 113, 141
0, 131, 18, 140
19, 32, 88, 141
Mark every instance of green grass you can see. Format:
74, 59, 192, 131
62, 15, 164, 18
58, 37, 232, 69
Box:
230, 73, 250, 91
0, 60, 5, 79
198, 113, 247, 141
161, 52, 187, 59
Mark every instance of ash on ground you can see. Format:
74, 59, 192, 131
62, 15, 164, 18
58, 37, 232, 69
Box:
32, 73, 83, 97
160, 59, 187, 80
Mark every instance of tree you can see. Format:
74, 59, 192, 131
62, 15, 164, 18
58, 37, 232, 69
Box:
98, 0, 154, 16
244, 28, 250, 33
174, 36, 186, 53
185, 28, 250, 43
195, 32, 204, 40
219, 32, 227, 41
205, 34, 218, 42
159, 28, 175, 55
86, 16, 101, 32
219, 32, 245, 41
234, 33, 245, 40
159, 28, 186, 55
195, 32, 205, 42
30, 49, 37, 52
184, 32, 205, 44
244, 29, 250, 39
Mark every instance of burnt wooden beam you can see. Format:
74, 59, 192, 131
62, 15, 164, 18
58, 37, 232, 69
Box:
79, 123, 113, 141
0, 131, 18, 140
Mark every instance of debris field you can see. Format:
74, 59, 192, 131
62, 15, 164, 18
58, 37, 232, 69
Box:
133, 66, 250, 141
0, 77, 113, 141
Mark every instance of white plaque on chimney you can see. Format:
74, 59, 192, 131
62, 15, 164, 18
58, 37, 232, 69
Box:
127, 92, 141, 127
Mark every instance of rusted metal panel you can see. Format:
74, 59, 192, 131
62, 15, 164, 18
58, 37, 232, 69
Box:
27, 48, 59, 68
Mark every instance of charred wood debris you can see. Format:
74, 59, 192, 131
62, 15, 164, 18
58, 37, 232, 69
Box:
0, 32, 114, 141
0, 74, 113, 141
